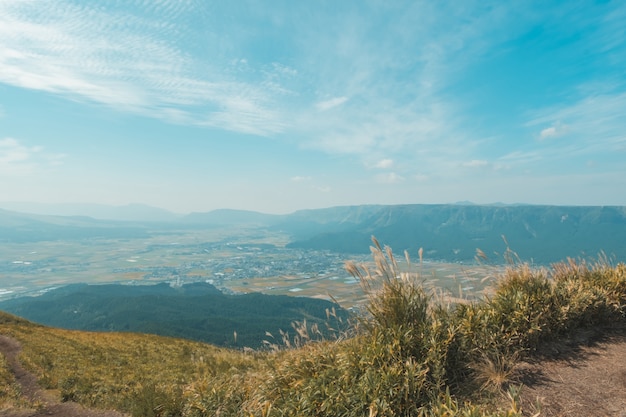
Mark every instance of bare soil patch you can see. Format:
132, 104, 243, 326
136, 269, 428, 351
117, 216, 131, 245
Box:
514, 324, 626, 417
0, 335, 126, 417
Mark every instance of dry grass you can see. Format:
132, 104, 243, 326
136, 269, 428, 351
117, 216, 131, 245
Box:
0, 350, 24, 410
1, 237, 624, 416
469, 351, 520, 392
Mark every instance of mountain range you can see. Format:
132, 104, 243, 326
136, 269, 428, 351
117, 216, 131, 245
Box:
1, 203, 625, 264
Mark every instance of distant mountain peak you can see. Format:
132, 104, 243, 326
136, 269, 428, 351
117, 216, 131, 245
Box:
0, 202, 180, 222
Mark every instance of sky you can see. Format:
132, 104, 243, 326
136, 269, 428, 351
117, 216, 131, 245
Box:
1, 1, 625, 215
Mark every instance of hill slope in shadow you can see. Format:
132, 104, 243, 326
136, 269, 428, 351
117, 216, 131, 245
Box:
0, 282, 349, 349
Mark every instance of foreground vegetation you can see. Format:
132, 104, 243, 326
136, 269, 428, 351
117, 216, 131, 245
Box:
1, 239, 625, 416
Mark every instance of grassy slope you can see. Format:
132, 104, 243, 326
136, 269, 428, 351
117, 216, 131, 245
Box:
0, 244, 625, 417
0, 312, 262, 415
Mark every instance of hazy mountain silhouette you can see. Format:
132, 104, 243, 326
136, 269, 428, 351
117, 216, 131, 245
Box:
1, 204, 625, 264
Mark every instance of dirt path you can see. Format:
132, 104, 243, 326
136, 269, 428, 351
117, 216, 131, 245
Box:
0, 335, 126, 417
515, 325, 626, 417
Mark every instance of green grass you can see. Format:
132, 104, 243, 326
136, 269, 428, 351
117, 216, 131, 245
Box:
1, 238, 624, 416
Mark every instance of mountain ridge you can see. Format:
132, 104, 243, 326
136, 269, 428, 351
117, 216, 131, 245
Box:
1, 203, 625, 264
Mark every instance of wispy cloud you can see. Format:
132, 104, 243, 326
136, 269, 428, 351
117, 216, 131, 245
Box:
523, 1, 626, 159
289, 175, 331, 195
288, 1, 543, 178
315, 96, 348, 111
539, 122, 568, 140
0, 1, 290, 136
0, 0, 534, 158
527, 89, 626, 156
0, 138, 58, 175
461, 159, 489, 168
373, 159, 394, 169
2, 0, 624, 189
376, 172, 405, 184
314, 185, 331, 193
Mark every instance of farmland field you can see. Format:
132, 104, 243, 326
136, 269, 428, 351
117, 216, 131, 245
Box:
0, 226, 500, 307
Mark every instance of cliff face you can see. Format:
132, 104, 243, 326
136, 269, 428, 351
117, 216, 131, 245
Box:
2, 204, 625, 263
285, 205, 626, 264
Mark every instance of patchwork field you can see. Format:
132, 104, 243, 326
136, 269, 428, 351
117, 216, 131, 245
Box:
0, 226, 500, 307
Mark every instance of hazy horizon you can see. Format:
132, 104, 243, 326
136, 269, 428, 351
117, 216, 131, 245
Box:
2, 200, 626, 220
2, 1, 625, 214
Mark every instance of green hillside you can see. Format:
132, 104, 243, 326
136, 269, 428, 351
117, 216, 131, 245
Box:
0, 282, 349, 349
1, 240, 624, 416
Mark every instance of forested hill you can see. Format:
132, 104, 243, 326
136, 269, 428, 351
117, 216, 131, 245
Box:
283, 205, 626, 264
0, 282, 349, 349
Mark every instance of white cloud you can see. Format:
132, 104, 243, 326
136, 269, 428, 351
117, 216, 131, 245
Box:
498, 151, 542, 164
271, 63, 297, 77
539, 126, 558, 139
4, 1, 621, 188
374, 159, 394, 169
0, 0, 516, 159
315, 96, 348, 111
376, 172, 405, 184
527, 89, 626, 156
314, 185, 331, 193
292, 1, 607, 174
0, 138, 43, 175
0, 138, 35, 161
0, 138, 65, 177
539, 122, 568, 140
202, 94, 286, 136
290, 176, 312, 182
461, 159, 489, 168
45, 153, 67, 167
0, 1, 289, 136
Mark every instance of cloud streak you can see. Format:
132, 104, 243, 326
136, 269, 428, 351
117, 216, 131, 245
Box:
1, 0, 624, 201
376, 172, 405, 184
0, 138, 58, 176
462, 160, 489, 168
0, 1, 290, 136
0, 0, 501, 152
527, 89, 626, 157
315, 97, 348, 111
539, 123, 568, 140
374, 159, 394, 169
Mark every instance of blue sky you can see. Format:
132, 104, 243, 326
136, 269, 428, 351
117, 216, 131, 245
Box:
1, 1, 625, 214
